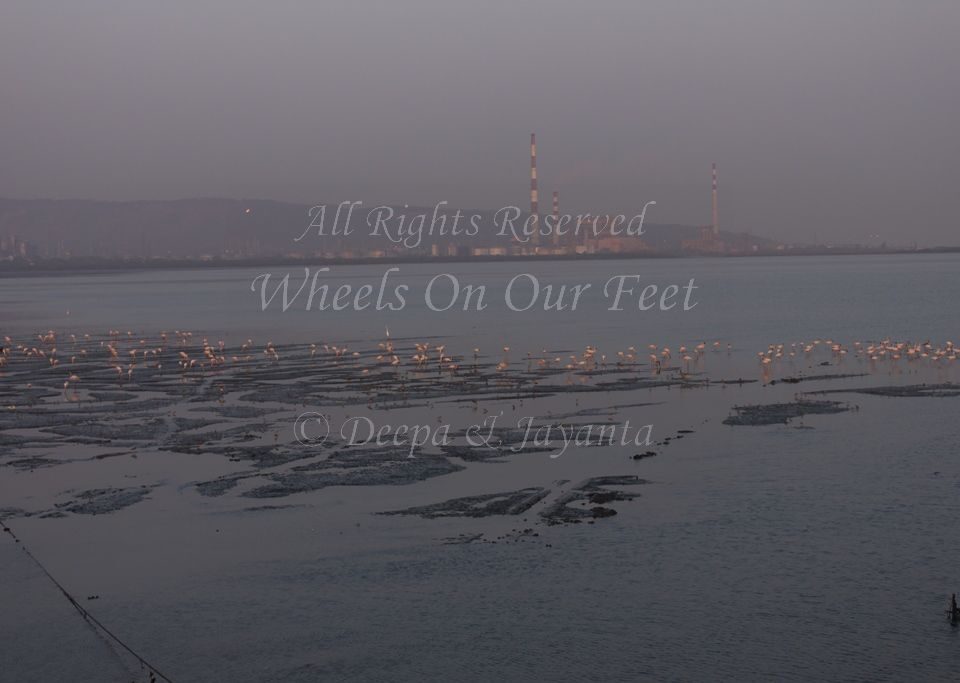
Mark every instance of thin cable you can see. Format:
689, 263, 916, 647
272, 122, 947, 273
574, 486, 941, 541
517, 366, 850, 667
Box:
0, 518, 175, 683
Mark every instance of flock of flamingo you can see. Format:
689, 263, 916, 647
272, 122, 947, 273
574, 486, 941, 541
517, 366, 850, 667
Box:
1, 329, 955, 405
756, 339, 958, 365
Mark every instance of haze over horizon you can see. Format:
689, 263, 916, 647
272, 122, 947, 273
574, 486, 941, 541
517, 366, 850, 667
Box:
2, 1, 958, 245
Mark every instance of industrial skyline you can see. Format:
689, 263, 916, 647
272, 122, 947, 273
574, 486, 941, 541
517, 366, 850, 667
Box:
0, 133, 769, 264
0, 133, 938, 265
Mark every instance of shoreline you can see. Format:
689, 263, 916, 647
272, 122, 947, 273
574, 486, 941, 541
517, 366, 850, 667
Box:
1, 246, 958, 279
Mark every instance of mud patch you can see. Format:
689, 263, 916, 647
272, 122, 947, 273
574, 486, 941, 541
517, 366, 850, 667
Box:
244, 447, 464, 498
769, 373, 867, 385
810, 384, 960, 398
2, 456, 59, 470
541, 475, 646, 524
723, 399, 854, 426
196, 473, 252, 497
381, 487, 549, 518
56, 485, 158, 515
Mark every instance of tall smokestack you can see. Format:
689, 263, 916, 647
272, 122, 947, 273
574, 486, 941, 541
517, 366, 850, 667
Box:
530, 133, 539, 247
552, 190, 559, 246
711, 162, 719, 235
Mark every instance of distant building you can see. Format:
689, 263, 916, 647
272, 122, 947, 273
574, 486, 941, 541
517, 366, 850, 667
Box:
596, 236, 652, 254
681, 226, 726, 254
0, 233, 37, 260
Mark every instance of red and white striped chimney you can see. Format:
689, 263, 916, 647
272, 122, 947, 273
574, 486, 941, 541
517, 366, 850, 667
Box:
552, 190, 559, 246
530, 133, 539, 246
711, 162, 719, 235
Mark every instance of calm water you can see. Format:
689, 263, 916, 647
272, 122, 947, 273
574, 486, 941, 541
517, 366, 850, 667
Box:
3, 253, 960, 682
4, 253, 959, 351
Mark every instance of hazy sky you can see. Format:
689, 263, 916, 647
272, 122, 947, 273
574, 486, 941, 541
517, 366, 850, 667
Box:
2, 1, 958, 244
